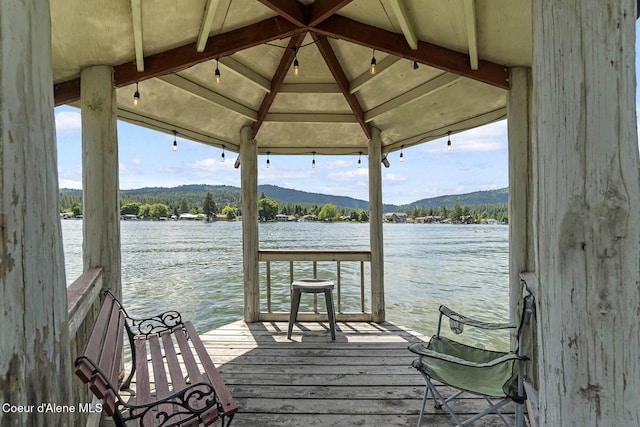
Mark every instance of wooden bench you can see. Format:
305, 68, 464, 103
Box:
75, 290, 237, 427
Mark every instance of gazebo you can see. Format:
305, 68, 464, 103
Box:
1, 1, 639, 426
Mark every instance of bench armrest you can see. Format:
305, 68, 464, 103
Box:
121, 381, 223, 427
438, 305, 514, 336
126, 310, 184, 337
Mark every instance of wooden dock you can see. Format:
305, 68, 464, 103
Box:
119, 320, 519, 426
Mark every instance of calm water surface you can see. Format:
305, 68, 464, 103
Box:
62, 220, 510, 348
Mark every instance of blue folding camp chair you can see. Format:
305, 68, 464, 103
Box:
408, 281, 535, 426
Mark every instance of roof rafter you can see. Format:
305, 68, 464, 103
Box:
197, 0, 222, 52
54, 16, 304, 105
365, 73, 461, 122
130, 0, 144, 71
158, 74, 257, 121
312, 14, 509, 89
387, 0, 418, 49
463, 0, 479, 70
312, 32, 371, 139
251, 31, 308, 138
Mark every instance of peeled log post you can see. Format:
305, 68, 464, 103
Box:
532, 1, 640, 425
240, 126, 260, 322
0, 1, 72, 425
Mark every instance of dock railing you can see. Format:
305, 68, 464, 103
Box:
258, 249, 373, 322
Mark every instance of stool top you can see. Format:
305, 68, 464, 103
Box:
291, 278, 335, 292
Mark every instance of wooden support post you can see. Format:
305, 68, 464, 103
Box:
532, 1, 640, 424
81, 65, 122, 300
507, 67, 533, 322
240, 126, 259, 322
369, 127, 385, 322
0, 1, 72, 425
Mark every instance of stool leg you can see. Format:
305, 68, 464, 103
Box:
288, 289, 302, 339
324, 289, 336, 341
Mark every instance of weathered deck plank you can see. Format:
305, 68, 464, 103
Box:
117, 320, 520, 426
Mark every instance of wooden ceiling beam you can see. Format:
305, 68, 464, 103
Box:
252, 32, 308, 138
257, 0, 306, 27
130, 0, 144, 71
307, 0, 353, 27
312, 33, 371, 139
54, 16, 304, 106
312, 15, 509, 89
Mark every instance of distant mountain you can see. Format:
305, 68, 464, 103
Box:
60, 185, 508, 213
258, 184, 397, 211
398, 188, 508, 211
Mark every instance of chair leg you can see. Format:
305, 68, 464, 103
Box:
287, 289, 301, 339
417, 384, 430, 426
324, 288, 336, 340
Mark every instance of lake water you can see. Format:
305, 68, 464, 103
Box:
61, 220, 510, 349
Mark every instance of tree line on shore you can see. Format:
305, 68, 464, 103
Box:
60, 190, 507, 223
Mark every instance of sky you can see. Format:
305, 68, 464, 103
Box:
53, 21, 640, 206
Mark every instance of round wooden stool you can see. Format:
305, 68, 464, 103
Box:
287, 279, 336, 341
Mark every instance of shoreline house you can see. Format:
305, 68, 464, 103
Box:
2, 1, 638, 426
385, 212, 408, 223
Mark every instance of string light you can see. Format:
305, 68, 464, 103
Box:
370, 49, 377, 74
293, 47, 299, 76
399, 145, 404, 162
312, 151, 316, 168
133, 82, 140, 106
266, 152, 270, 168
357, 152, 362, 168
172, 130, 177, 152
447, 131, 452, 151
215, 59, 221, 84
221, 146, 225, 162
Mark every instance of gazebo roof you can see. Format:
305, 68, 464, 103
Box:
51, 0, 532, 156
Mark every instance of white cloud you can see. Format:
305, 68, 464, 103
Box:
188, 158, 237, 176
420, 120, 507, 154
58, 178, 82, 189
327, 168, 368, 181
55, 111, 81, 132
382, 172, 407, 183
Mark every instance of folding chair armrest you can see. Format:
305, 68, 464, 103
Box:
409, 342, 524, 368
439, 305, 515, 330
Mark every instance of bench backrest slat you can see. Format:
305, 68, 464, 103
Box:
75, 293, 118, 383
133, 337, 154, 426
148, 334, 178, 423
89, 299, 124, 400
161, 329, 187, 390
185, 322, 238, 417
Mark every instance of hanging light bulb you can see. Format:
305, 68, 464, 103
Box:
172, 130, 177, 152
215, 58, 221, 84
133, 82, 140, 106
447, 131, 452, 151
357, 152, 362, 168
413, 61, 419, 70
266, 152, 270, 168
399, 145, 404, 162
293, 47, 299, 76
221, 146, 225, 162
312, 151, 316, 168
370, 49, 377, 74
